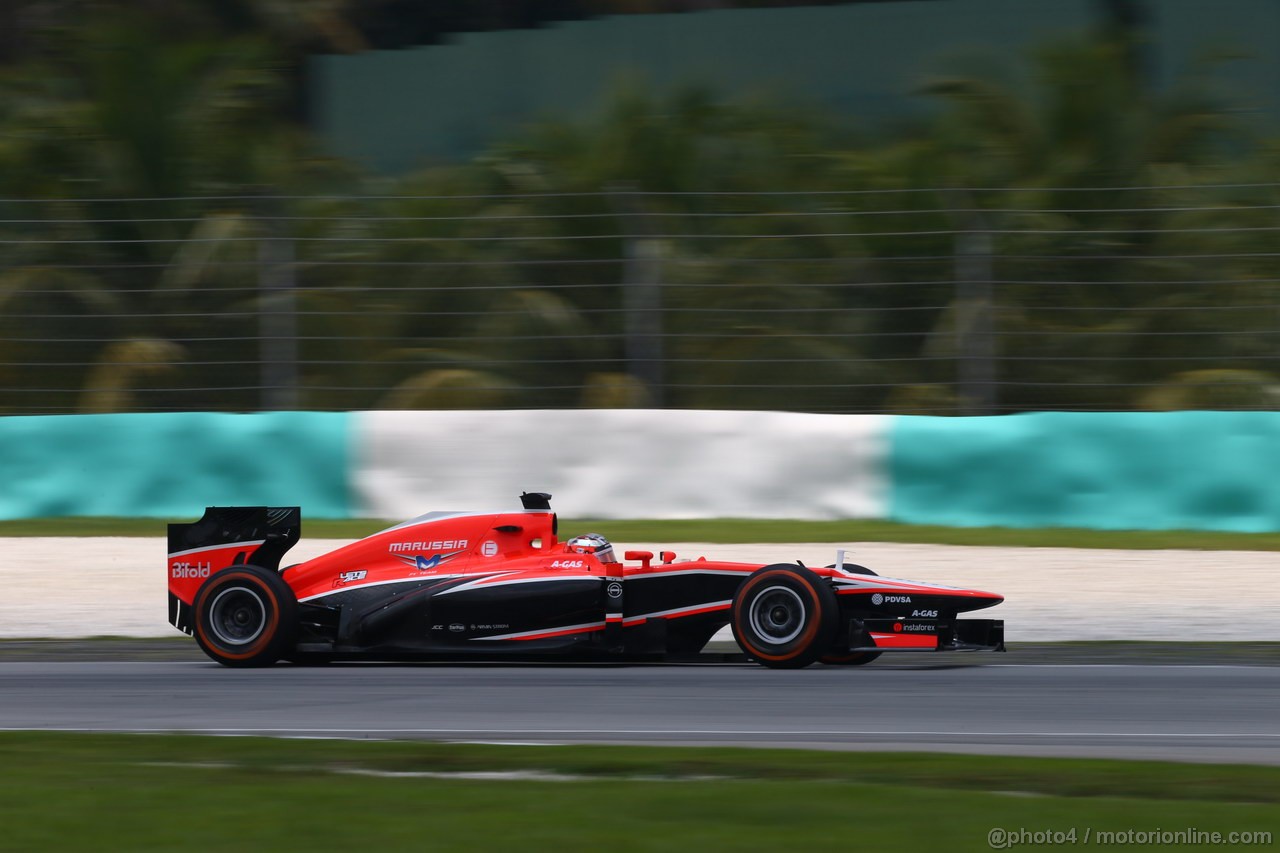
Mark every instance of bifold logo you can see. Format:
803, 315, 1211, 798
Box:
171, 562, 211, 579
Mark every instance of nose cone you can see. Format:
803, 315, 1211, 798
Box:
957, 588, 1004, 612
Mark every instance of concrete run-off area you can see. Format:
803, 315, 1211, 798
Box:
1, 538, 1277, 642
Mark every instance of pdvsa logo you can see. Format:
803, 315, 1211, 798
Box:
871, 593, 912, 605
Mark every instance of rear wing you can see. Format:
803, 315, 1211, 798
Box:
167, 506, 300, 633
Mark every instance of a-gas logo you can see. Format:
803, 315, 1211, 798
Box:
171, 562, 211, 579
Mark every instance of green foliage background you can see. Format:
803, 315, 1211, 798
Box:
3, 6, 1279, 415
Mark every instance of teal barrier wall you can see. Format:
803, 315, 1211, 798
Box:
890, 411, 1280, 532
0, 412, 352, 519
6, 409, 1279, 530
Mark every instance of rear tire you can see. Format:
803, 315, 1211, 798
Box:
192, 566, 297, 667
731, 565, 838, 669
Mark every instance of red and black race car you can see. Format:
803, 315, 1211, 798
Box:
167, 492, 1004, 668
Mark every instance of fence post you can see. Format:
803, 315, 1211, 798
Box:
953, 198, 996, 415
257, 198, 298, 411
610, 187, 664, 406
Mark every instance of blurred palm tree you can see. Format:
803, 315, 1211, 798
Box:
898, 34, 1248, 411
473, 82, 880, 411
2, 13, 1275, 416
0, 267, 116, 414
0, 11, 350, 412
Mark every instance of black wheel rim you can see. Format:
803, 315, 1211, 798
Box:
208, 586, 267, 647
748, 585, 806, 644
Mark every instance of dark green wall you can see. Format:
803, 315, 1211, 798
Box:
310, 0, 1278, 172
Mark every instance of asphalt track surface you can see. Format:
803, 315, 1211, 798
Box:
3, 657, 1279, 765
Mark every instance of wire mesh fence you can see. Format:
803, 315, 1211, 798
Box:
2, 185, 1279, 415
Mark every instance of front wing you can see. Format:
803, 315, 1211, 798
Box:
848, 618, 1005, 653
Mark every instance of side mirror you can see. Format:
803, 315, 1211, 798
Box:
660, 550, 677, 564
624, 550, 653, 569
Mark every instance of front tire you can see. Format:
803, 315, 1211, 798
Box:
192, 566, 297, 667
731, 565, 838, 669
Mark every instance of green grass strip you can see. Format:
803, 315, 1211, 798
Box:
5, 516, 1280, 549
2, 733, 1278, 803
0, 734, 1276, 852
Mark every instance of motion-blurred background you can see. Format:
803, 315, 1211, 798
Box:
4, 0, 1279, 418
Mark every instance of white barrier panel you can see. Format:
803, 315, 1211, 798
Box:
352, 409, 890, 520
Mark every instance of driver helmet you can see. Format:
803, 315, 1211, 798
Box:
566, 533, 616, 563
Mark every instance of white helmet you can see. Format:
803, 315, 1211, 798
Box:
566, 533, 616, 563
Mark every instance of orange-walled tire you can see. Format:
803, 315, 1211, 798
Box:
731, 565, 838, 669
192, 565, 298, 667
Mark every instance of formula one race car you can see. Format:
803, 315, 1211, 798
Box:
167, 493, 1004, 668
